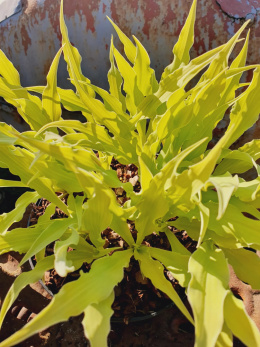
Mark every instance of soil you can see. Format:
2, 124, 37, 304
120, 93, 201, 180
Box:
27, 158, 195, 325
0, 208, 196, 347
0, 161, 258, 346
29, 199, 188, 323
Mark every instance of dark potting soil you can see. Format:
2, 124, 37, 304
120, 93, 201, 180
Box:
29, 201, 193, 323
28, 159, 196, 323
0, 168, 32, 214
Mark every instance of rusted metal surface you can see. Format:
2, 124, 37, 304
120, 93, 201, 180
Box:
216, 0, 259, 21
0, 0, 260, 89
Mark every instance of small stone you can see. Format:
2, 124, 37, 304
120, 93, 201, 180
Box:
129, 175, 139, 186
135, 271, 149, 285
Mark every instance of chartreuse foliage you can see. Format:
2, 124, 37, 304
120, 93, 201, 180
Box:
0, 0, 260, 345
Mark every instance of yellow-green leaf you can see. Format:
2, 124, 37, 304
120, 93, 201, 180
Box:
107, 17, 136, 64
164, 228, 190, 255
0, 191, 39, 235
82, 291, 114, 347
215, 323, 233, 347
0, 226, 41, 255
60, 0, 94, 97
135, 246, 194, 324
0, 49, 20, 85
0, 249, 133, 347
107, 36, 126, 110
223, 248, 260, 289
0, 179, 27, 188
133, 35, 158, 95
20, 217, 75, 266
188, 240, 229, 347
0, 255, 54, 329
224, 291, 260, 346
206, 174, 239, 220
196, 201, 209, 247
113, 47, 143, 115
201, 20, 249, 81
148, 247, 190, 287
224, 67, 260, 148
54, 228, 80, 277
162, 0, 197, 78
82, 187, 112, 248
42, 47, 63, 122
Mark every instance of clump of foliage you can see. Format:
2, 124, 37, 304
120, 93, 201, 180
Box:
0, 0, 260, 346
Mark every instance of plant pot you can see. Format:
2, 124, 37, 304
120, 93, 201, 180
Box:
27, 199, 183, 325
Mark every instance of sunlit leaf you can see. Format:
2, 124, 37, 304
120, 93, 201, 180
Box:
162, 0, 197, 77
107, 18, 136, 64
135, 246, 193, 324
107, 36, 126, 110
133, 35, 158, 95
224, 67, 260, 148
215, 322, 232, 347
149, 247, 190, 287
20, 217, 75, 266
60, 0, 94, 97
223, 248, 260, 289
206, 174, 239, 220
42, 47, 63, 122
0, 191, 39, 235
0, 49, 21, 85
54, 227, 80, 277
0, 255, 55, 329
82, 186, 112, 248
113, 47, 143, 115
196, 201, 209, 247
224, 291, 260, 346
188, 241, 229, 347
83, 291, 114, 347
201, 20, 249, 81
0, 250, 132, 347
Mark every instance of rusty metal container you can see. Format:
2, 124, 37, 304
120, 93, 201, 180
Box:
1, 0, 260, 90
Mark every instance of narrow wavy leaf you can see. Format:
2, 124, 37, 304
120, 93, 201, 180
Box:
135, 246, 193, 324
83, 291, 114, 347
149, 247, 190, 287
0, 191, 39, 235
42, 47, 63, 122
0, 255, 55, 329
162, 0, 197, 77
0, 50, 20, 85
0, 250, 133, 347
224, 291, 260, 346
188, 241, 229, 347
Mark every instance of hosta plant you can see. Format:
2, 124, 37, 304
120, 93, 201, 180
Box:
0, 0, 260, 345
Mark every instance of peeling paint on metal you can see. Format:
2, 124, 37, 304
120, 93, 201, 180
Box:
216, 0, 258, 20
128, 0, 138, 14
163, 4, 176, 30
110, 1, 119, 25
20, 23, 32, 55
141, 0, 160, 38
0, 0, 260, 90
